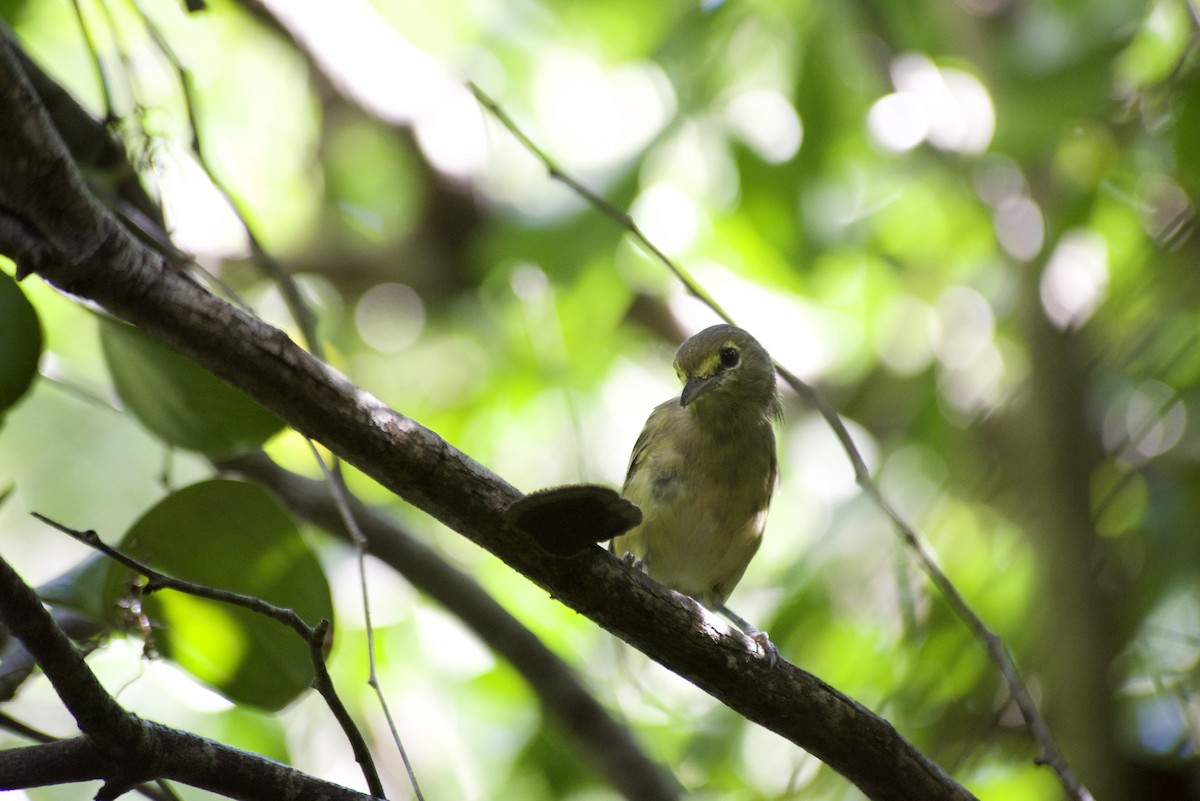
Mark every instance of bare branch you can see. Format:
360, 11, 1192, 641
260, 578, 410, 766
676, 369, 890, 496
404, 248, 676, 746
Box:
29, 513, 385, 799
0, 551, 375, 801
218, 450, 684, 801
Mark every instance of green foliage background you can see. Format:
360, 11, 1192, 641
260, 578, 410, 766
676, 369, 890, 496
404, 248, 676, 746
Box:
1, 0, 1199, 798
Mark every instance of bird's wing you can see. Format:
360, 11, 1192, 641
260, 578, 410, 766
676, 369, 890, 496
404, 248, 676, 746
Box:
622, 402, 672, 492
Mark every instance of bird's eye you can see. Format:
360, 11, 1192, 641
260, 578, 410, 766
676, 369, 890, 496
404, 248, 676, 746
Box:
719, 347, 740, 369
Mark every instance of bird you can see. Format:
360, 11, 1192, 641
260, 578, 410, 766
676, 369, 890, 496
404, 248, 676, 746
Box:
611, 324, 780, 661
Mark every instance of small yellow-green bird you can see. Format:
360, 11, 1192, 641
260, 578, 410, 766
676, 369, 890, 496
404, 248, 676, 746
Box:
612, 324, 780, 659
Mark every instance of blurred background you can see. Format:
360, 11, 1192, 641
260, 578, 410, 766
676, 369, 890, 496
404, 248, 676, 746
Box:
1, 0, 1199, 798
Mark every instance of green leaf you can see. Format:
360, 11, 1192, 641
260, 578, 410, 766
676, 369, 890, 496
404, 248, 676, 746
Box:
1175, 74, 1200, 201
99, 317, 285, 455
0, 271, 43, 420
105, 479, 333, 711
38, 554, 113, 622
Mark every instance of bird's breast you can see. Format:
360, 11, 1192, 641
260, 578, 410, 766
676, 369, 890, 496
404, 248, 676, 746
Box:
614, 421, 775, 606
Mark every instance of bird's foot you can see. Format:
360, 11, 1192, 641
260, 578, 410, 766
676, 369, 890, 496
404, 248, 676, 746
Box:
715, 604, 779, 668
620, 552, 647, 573
746, 627, 779, 669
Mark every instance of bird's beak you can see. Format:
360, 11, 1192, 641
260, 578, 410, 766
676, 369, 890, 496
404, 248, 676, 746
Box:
680, 375, 717, 407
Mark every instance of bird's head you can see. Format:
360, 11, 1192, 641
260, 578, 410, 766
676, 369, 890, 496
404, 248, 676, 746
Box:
673, 325, 779, 416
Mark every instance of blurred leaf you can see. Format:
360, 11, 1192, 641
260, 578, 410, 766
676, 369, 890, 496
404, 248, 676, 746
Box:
99, 316, 285, 455
9, 0, 1200, 794
1174, 74, 1200, 200
1114, 0, 1192, 91
0, 605, 106, 701
104, 479, 332, 711
0, 558, 113, 701
1092, 463, 1149, 538
0, 270, 43, 420
993, 39, 1128, 158
37, 554, 112, 621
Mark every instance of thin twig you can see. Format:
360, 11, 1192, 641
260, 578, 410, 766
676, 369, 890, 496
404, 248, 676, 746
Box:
0, 710, 56, 744
467, 81, 1094, 801
0, 545, 375, 799
217, 449, 684, 801
0, 712, 183, 801
69, 0, 115, 122
304, 442, 427, 801
84, 13, 426, 795
467, 82, 733, 322
129, 1, 323, 355
30, 512, 386, 799
155, 19, 420, 787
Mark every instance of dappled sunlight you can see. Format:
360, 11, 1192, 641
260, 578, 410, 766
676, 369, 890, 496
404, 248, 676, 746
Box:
1040, 229, 1108, 330
1101, 379, 1188, 464
355, 283, 426, 352
786, 415, 876, 507
933, 286, 995, 371
722, 87, 803, 164
532, 53, 675, 172
739, 724, 822, 795
932, 286, 1018, 418
158, 155, 252, 259
670, 261, 866, 382
641, 121, 741, 211
869, 53, 994, 155
4, 0, 1200, 798
630, 181, 704, 257
874, 293, 939, 376
879, 444, 948, 526
415, 91, 492, 180
993, 195, 1045, 261
258, 0, 461, 125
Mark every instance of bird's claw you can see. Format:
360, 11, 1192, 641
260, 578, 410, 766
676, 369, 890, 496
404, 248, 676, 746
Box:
747, 628, 779, 668
620, 552, 647, 573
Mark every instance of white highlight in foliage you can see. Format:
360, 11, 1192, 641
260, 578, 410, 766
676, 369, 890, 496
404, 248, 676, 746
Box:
630, 182, 702, 256
993, 195, 1045, 261
355, 283, 425, 352
1040, 229, 1108, 330
723, 88, 803, 163
868, 53, 994, 155
533, 53, 674, 171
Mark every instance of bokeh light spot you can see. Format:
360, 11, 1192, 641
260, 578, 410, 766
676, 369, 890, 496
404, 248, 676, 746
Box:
994, 196, 1045, 261
723, 88, 803, 163
355, 283, 425, 352
1040, 229, 1108, 329
869, 53, 995, 155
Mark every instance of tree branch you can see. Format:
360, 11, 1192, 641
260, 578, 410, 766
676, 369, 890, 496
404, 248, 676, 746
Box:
0, 31, 974, 801
216, 450, 683, 801
468, 75, 1090, 801
29, 513, 385, 799
0, 30, 677, 799
0, 551, 375, 801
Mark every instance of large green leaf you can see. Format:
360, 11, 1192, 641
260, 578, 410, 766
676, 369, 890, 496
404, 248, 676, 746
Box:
104, 479, 333, 711
99, 317, 284, 455
0, 271, 43, 420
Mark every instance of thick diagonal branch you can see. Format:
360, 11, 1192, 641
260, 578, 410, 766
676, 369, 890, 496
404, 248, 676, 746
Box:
217, 451, 682, 801
0, 33, 974, 801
